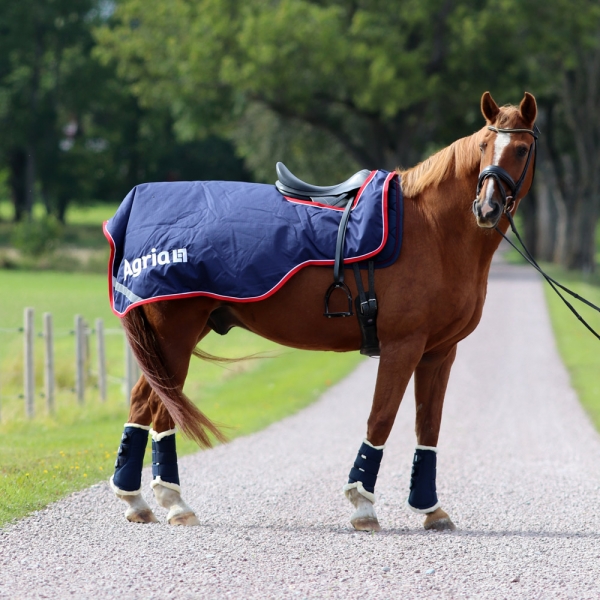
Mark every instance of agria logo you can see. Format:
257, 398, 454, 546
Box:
123, 248, 187, 280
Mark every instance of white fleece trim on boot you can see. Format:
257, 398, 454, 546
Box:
415, 444, 437, 452
123, 422, 151, 431
364, 438, 385, 451
150, 476, 181, 494
109, 475, 142, 496
343, 481, 375, 504
150, 428, 176, 442
406, 498, 441, 514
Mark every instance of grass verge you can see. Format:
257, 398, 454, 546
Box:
542, 266, 600, 430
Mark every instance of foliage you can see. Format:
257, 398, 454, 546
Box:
1, 0, 599, 271
0, 0, 249, 224
95, 0, 532, 173
452, 0, 600, 271
9, 215, 63, 257
93, 0, 600, 271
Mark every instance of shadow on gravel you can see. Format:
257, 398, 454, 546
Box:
449, 529, 600, 540
190, 522, 599, 540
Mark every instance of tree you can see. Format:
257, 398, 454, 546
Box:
529, 1, 600, 272
0, 0, 98, 219
0, 0, 249, 222
94, 0, 600, 272
452, 0, 600, 271
95, 0, 534, 180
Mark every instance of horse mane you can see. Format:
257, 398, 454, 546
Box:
398, 106, 521, 197
397, 133, 482, 198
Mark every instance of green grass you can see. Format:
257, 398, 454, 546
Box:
0, 269, 364, 526
0, 201, 119, 257
542, 266, 600, 430
0, 200, 119, 227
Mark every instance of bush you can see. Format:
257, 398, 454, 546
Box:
10, 216, 63, 257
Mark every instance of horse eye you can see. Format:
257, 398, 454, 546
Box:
516, 146, 528, 158
479, 143, 486, 152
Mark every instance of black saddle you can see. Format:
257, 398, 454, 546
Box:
274, 161, 380, 355
275, 162, 371, 208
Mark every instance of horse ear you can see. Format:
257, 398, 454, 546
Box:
481, 91, 500, 123
519, 92, 537, 126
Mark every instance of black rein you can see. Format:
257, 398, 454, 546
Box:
482, 125, 600, 341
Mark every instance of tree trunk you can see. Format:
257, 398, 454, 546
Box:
533, 172, 556, 262
520, 184, 537, 255
558, 46, 600, 272
24, 145, 37, 218
565, 192, 599, 272
8, 148, 27, 222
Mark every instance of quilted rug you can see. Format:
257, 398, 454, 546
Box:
104, 169, 403, 316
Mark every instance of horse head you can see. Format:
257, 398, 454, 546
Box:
473, 91, 538, 228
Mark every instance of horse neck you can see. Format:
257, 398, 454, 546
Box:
417, 170, 505, 278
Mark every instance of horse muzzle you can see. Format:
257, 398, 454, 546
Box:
472, 196, 502, 229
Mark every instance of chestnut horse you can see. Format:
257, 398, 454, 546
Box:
110, 91, 537, 532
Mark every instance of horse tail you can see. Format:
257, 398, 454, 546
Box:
121, 306, 227, 448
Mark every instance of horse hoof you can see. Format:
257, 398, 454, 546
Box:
345, 487, 381, 532
168, 512, 200, 526
125, 508, 158, 524
423, 508, 456, 531
351, 517, 382, 532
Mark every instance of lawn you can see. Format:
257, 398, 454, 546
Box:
0, 269, 364, 525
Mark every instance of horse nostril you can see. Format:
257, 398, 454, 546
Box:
480, 201, 498, 218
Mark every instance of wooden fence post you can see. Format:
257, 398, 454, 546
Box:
84, 319, 91, 380
75, 314, 85, 404
24, 307, 35, 418
43, 312, 55, 414
96, 318, 107, 402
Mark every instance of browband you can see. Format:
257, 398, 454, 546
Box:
487, 125, 539, 138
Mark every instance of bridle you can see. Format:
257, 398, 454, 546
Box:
474, 125, 540, 214
474, 123, 600, 343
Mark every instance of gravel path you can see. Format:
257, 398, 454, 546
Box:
2, 261, 600, 599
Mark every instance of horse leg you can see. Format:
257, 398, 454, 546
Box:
344, 339, 425, 532
126, 303, 219, 526
110, 375, 158, 524
148, 392, 201, 526
408, 346, 457, 531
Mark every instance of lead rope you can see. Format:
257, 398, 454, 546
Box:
495, 212, 600, 341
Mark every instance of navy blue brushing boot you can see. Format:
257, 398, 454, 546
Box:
407, 446, 440, 513
150, 428, 180, 491
110, 423, 157, 523
407, 445, 456, 531
150, 429, 199, 526
343, 439, 385, 531
111, 423, 150, 494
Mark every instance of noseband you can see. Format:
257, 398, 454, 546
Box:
475, 125, 539, 213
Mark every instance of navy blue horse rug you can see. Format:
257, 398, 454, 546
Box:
104, 169, 403, 317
